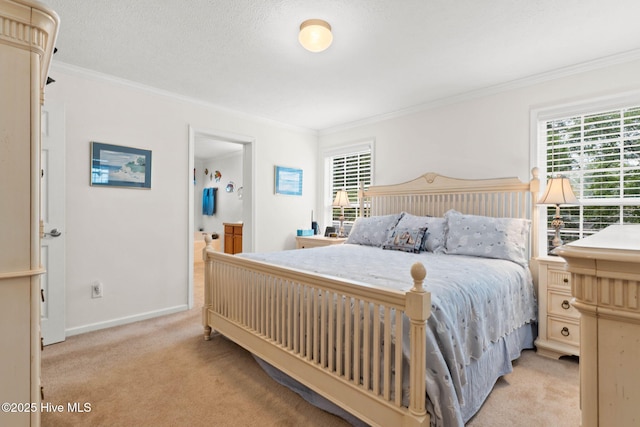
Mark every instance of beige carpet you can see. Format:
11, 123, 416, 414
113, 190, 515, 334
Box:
42, 264, 580, 426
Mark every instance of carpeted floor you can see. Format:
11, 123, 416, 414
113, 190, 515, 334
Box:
41, 264, 580, 426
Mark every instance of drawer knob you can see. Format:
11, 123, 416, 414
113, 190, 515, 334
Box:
561, 300, 571, 310
563, 277, 569, 283
561, 327, 570, 337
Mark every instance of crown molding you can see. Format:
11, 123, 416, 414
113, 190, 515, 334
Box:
50, 61, 318, 136
50, 47, 640, 138
320, 49, 640, 136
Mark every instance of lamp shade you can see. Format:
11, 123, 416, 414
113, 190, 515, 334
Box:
299, 19, 333, 53
332, 190, 351, 207
538, 176, 579, 205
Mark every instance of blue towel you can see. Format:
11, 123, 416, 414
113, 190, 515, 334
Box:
202, 188, 216, 215
202, 188, 208, 215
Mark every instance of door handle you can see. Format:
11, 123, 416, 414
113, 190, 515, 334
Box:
44, 228, 62, 237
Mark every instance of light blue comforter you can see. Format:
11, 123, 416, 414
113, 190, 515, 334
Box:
242, 244, 537, 426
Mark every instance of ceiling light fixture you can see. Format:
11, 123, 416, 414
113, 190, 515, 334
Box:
298, 19, 333, 53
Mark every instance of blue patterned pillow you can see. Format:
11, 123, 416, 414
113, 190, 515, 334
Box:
444, 210, 531, 265
395, 213, 446, 253
382, 226, 427, 253
346, 213, 404, 247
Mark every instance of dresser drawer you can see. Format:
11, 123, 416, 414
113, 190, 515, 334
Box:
547, 316, 580, 346
547, 290, 580, 320
547, 268, 571, 290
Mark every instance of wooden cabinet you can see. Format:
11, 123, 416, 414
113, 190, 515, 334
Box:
295, 235, 347, 249
224, 223, 243, 254
556, 225, 640, 427
535, 257, 580, 359
0, 1, 59, 426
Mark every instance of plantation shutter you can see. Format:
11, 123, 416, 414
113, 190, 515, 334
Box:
331, 149, 371, 226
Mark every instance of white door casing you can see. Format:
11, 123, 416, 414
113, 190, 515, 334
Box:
41, 102, 66, 345
187, 126, 255, 308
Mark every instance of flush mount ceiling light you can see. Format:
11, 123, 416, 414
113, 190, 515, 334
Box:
298, 19, 333, 53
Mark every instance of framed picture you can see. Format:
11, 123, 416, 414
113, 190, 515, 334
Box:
274, 165, 303, 196
90, 142, 152, 188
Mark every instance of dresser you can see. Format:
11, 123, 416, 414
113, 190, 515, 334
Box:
0, 1, 59, 426
535, 257, 580, 359
295, 235, 347, 249
555, 225, 640, 427
224, 223, 243, 254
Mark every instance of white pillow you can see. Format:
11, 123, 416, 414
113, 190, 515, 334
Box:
444, 210, 530, 265
346, 213, 404, 247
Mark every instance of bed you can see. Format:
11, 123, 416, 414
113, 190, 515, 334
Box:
202, 169, 541, 427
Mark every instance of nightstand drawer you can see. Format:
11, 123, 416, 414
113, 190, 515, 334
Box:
547, 268, 571, 290
547, 317, 580, 346
536, 257, 580, 358
547, 290, 580, 320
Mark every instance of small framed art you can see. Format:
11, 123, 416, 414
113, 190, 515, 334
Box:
274, 165, 303, 196
90, 142, 152, 188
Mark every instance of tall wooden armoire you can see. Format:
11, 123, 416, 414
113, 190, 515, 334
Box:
0, 1, 59, 426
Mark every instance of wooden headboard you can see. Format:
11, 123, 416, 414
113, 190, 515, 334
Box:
360, 168, 541, 258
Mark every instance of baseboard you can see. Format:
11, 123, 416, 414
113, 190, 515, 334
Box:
65, 304, 189, 337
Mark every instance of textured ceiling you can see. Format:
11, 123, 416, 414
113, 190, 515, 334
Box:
46, 0, 640, 131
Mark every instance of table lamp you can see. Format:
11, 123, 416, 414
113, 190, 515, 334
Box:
537, 175, 579, 248
332, 190, 351, 237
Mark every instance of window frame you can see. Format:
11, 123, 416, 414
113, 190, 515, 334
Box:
531, 91, 640, 256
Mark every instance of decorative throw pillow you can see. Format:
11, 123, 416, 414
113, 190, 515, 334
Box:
444, 209, 531, 265
395, 212, 446, 253
346, 213, 404, 247
382, 226, 427, 253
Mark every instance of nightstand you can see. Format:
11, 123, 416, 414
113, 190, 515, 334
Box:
535, 256, 580, 359
295, 235, 347, 249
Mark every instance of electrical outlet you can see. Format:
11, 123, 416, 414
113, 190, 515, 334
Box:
91, 281, 103, 298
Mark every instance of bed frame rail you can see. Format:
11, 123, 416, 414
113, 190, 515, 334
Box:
203, 246, 430, 427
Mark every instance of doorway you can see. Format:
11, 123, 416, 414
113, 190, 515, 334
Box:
187, 126, 254, 308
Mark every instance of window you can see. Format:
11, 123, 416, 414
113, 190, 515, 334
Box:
326, 144, 372, 230
542, 105, 640, 251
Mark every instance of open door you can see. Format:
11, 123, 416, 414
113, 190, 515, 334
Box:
41, 102, 66, 345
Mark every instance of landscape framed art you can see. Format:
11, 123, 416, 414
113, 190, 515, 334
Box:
90, 142, 152, 188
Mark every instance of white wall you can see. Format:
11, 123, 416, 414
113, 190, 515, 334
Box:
316, 59, 640, 251
46, 64, 317, 334
46, 57, 640, 335
319, 59, 640, 189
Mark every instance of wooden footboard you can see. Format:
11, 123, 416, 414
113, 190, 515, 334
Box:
202, 238, 431, 427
